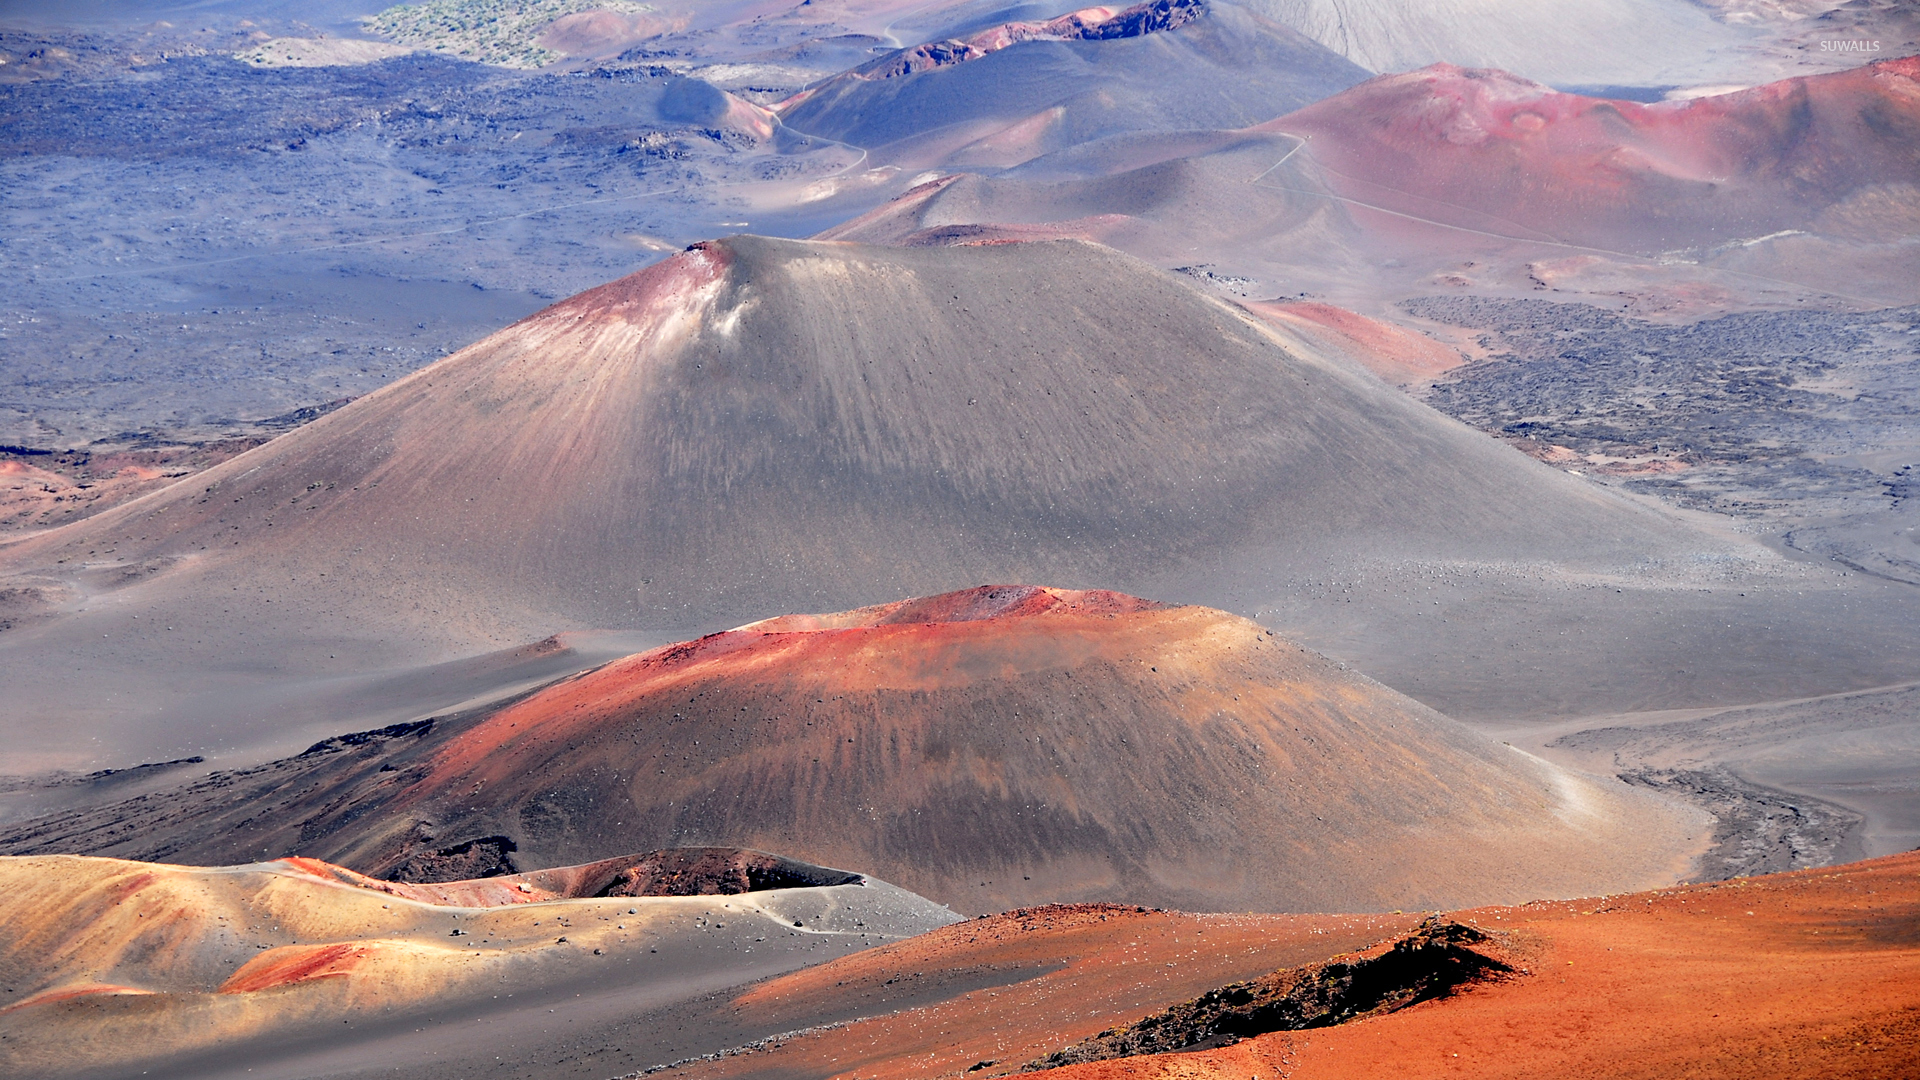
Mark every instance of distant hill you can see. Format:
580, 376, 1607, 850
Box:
776, 0, 1368, 167
828, 56, 1920, 290
1238, 0, 1756, 88
1266, 56, 1920, 254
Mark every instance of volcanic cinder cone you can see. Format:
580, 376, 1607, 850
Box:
3, 233, 1758, 768
829, 57, 1920, 306
23, 586, 1701, 915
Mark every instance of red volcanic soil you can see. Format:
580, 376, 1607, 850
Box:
0, 585, 1696, 917
742, 582, 1164, 629
1239, 300, 1464, 386
0, 983, 153, 1015
537, 9, 680, 59
669, 851, 1920, 1080
1265, 56, 1920, 252
218, 942, 368, 994
237, 584, 1695, 915
0, 437, 265, 535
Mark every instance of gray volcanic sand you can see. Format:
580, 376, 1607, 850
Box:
1523, 681, 1920, 864
9, 237, 1914, 774
0, 630, 658, 823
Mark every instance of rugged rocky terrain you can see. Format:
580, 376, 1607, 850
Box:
1413, 297, 1920, 582
0, 27, 852, 448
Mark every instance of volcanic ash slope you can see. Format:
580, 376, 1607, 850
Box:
82, 585, 1704, 916
0, 234, 1729, 767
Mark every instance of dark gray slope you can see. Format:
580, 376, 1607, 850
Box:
777, 1, 1368, 157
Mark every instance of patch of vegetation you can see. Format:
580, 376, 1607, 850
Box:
365, 0, 656, 69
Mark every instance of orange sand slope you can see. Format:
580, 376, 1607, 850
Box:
664, 849, 1920, 1080
0, 850, 960, 1078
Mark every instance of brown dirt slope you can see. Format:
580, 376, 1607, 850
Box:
632, 904, 1425, 1080
1024, 918, 1511, 1069
1237, 300, 1465, 387
4, 585, 1702, 916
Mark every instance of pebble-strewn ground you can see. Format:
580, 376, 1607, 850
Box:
1415, 296, 1920, 583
